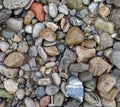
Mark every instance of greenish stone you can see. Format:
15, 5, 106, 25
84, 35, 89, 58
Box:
66, 0, 83, 11
94, 18, 114, 34
54, 92, 65, 106
0, 29, 15, 39
0, 89, 13, 99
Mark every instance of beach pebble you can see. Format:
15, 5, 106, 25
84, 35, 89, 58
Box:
24, 97, 35, 107
40, 96, 50, 107
0, 42, 9, 52
16, 89, 25, 100
52, 72, 61, 86
58, 5, 68, 15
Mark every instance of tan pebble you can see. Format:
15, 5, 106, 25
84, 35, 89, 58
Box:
97, 74, 116, 92
38, 77, 52, 86
16, 89, 25, 100
61, 18, 66, 29
40, 66, 46, 75
102, 99, 116, 107
45, 68, 52, 75
63, 22, 70, 33
104, 48, 113, 58
11, 34, 22, 42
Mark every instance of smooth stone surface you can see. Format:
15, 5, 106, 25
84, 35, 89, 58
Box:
58, 5, 68, 15
54, 92, 65, 106
24, 97, 35, 107
44, 46, 59, 56
102, 99, 116, 107
6, 18, 23, 32
113, 42, 120, 51
88, 2, 98, 14
16, 89, 25, 100
0, 52, 5, 62
49, 3, 58, 18
65, 27, 84, 45
0, 9, 12, 24
110, 9, 120, 29
97, 74, 116, 92
35, 87, 45, 99
83, 102, 95, 107
64, 99, 80, 107
0, 65, 18, 78
38, 77, 52, 86
70, 17, 83, 26
30, 2, 45, 22
33, 23, 45, 38
56, 31, 65, 40
4, 79, 18, 94
69, 63, 89, 72
65, 76, 84, 102
0, 29, 15, 39
59, 49, 76, 73
94, 17, 114, 34
66, 0, 83, 11
0, 42, 9, 52
54, 14, 64, 22
3, 0, 30, 9
52, 72, 61, 86
4, 52, 26, 67
40, 28, 56, 42
112, 0, 120, 7
45, 85, 59, 95
25, 25, 33, 34
0, 89, 13, 99
81, 40, 96, 48
76, 46, 96, 62
89, 57, 111, 76
29, 46, 38, 57
109, 51, 120, 69
17, 41, 29, 53
40, 96, 50, 107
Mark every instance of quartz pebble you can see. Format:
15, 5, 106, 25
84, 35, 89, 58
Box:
25, 25, 33, 34
76, 46, 96, 62
97, 74, 116, 92
49, 3, 58, 18
65, 76, 84, 102
89, 57, 111, 76
30, 2, 45, 22
4, 79, 18, 94
65, 27, 84, 45
4, 52, 26, 67
94, 17, 114, 34
35, 87, 45, 99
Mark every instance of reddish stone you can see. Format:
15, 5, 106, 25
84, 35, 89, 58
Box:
40, 96, 50, 107
30, 2, 45, 22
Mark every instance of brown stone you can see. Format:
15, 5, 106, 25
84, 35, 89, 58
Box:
89, 57, 111, 76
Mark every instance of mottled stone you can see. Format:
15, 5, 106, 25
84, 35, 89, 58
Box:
3, 0, 30, 9
70, 17, 83, 26
0, 42, 9, 52
40, 28, 56, 42
66, 0, 83, 11
24, 97, 35, 107
58, 5, 68, 15
97, 74, 116, 92
65, 76, 84, 102
4, 52, 26, 67
102, 99, 116, 107
88, 2, 98, 14
81, 40, 96, 48
40, 96, 50, 107
109, 51, 120, 69
76, 46, 96, 62
65, 27, 84, 45
30, 2, 45, 22
112, 0, 120, 7
35, 87, 45, 99
89, 57, 111, 76
46, 85, 59, 95
94, 18, 114, 34
0, 89, 13, 99
0, 9, 12, 24
44, 46, 59, 56
4, 79, 18, 94
59, 49, 76, 73
52, 72, 61, 86
16, 89, 25, 100
110, 9, 120, 29
38, 77, 52, 86
69, 63, 89, 72
29, 46, 38, 57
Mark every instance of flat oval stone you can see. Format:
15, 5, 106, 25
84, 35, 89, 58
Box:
66, 0, 83, 11
54, 92, 65, 106
40, 96, 50, 107
65, 76, 84, 102
65, 27, 84, 45
24, 97, 35, 107
45, 85, 59, 95
3, 0, 30, 9
4, 52, 26, 67
30, 2, 45, 22
40, 28, 56, 42
58, 5, 68, 15
35, 87, 45, 99
97, 74, 116, 92
49, 3, 58, 18
52, 72, 61, 86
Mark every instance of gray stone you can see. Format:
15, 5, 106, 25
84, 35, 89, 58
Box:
65, 76, 84, 102
52, 72, 61, 86
45, 85, 59, 95
14, 8, 23, 15
112, 0, 120, 7
109, 51, 120, 69
21, 64, 30, 71
35, 87, 45, 99
6, 18, 23, 32
0, 52, 5, 62
28, 57, 36, 68
0, 65, 18, 78
49, 3, 58, 18
70, 17, 83, 26
69, 9, 76, 16
29, 46, 38, 57
0, 42, 9, 52
0, 9, 12, 24
113, 42, 120, 51
64, 100, 80, 107
88, 2, 98, 14
56, 31, 65, 40
69, 63, 89, 72
59, 49, 76, 73
32, 23, 45, 38
24, 97, 35, 107
58, 5, 68, 15
3, 0, 30, 9
111, 9, 120, 29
